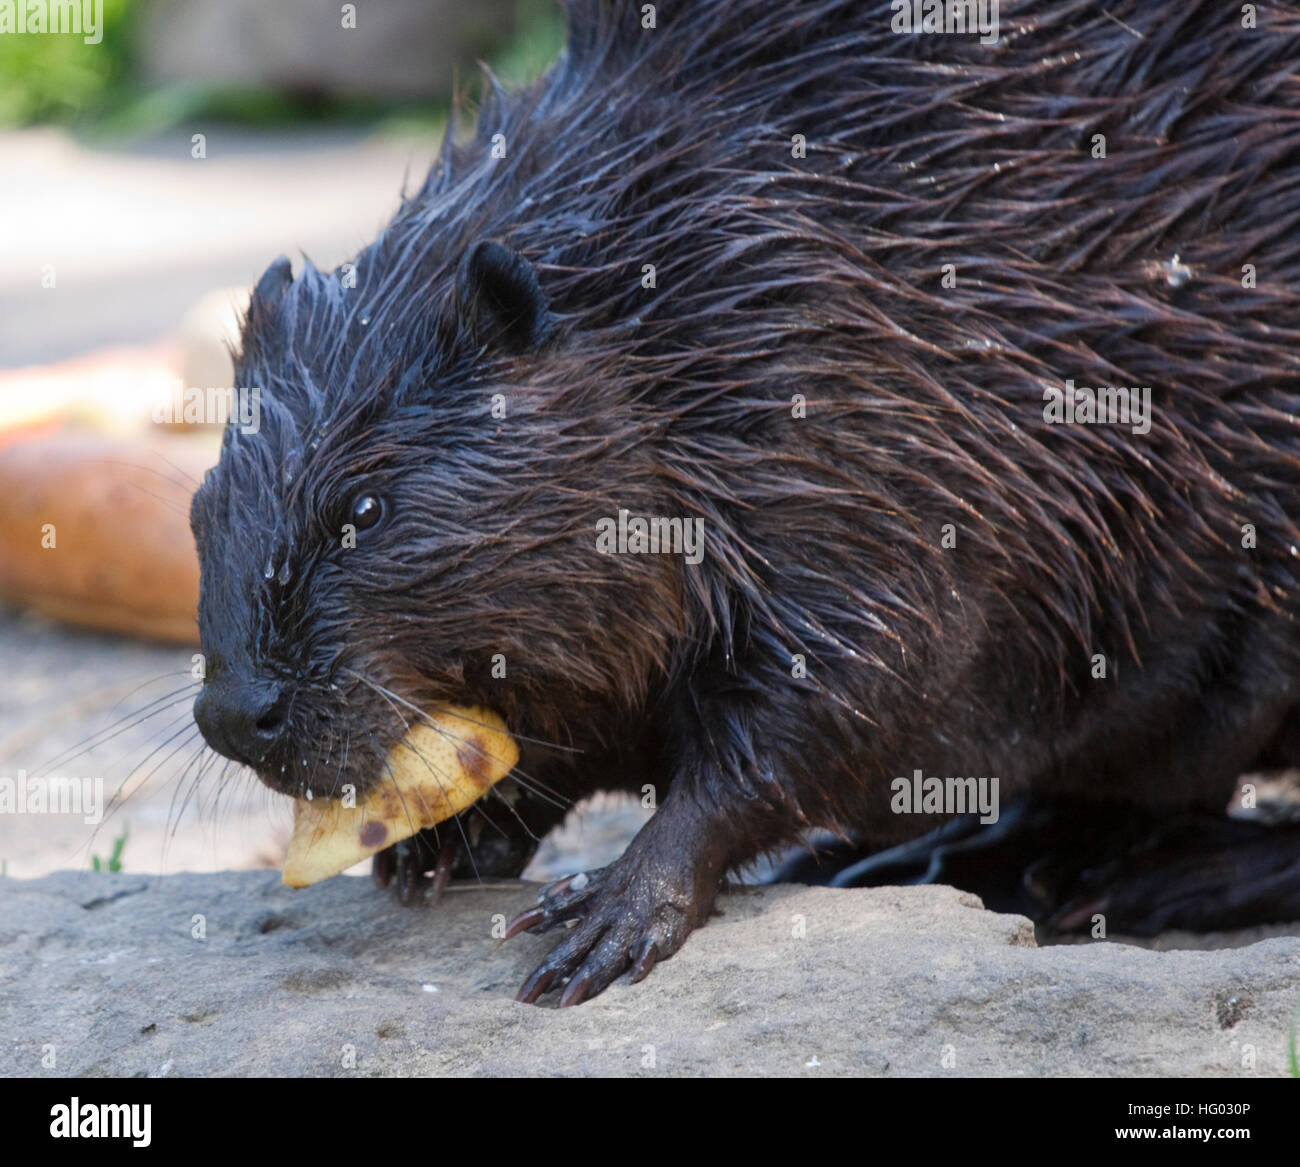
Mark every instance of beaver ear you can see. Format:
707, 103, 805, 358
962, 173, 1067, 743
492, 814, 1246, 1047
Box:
455, 240, 551, 353
253, 255, 294, 307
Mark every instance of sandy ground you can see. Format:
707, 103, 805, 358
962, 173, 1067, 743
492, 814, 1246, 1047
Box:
3, 873, 1298, 1077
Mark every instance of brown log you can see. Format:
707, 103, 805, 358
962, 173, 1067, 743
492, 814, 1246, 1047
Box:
0, 430, 217, 645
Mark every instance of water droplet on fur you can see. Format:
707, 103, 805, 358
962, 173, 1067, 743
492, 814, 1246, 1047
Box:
360, 316, 370, 326
264, 560, 274, 579
305, 790, 313, 801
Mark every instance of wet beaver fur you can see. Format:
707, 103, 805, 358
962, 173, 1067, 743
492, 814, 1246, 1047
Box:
191, 0, 1300, 1004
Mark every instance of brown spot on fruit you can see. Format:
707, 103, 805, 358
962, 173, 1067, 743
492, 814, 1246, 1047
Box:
456, 738, 490, 788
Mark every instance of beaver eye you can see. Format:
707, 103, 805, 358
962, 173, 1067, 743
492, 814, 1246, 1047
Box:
349, 494, 384, 532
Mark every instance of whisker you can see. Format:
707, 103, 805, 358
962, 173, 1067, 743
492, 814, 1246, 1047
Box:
86, 457, 202, 494
31, 680, 200, 778
122, 480, 194, 520
196, 757, 240, 828
366, 683, 448, 843
343, 669, 573, 811
140, 448, 204, 491
102, 716, 206, 819
170, 747, 226, 839
86, 723, 204, 858
376, 752, 433, 858
106, 721, 205, 817
209, 756, 253, 831
480, 787, 544, 847
342, 668, 581, 755
363, 683, 483, 882
0, 670, 195, 768
163, 741, 217, 850
493, 769, 571, 813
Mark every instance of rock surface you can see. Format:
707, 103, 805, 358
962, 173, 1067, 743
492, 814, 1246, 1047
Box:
3, 872, 1298, 1077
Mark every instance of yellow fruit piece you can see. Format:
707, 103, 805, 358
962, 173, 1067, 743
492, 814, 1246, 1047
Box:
282, 704, 517, 888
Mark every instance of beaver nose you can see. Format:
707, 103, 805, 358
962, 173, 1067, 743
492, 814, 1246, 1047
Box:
193, 681, 289, 767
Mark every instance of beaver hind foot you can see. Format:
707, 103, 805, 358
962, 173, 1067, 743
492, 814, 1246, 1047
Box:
777, 797, 1300, 938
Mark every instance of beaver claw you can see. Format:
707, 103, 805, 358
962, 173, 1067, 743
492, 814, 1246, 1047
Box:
505, 858, 703, 1006
372, 808, 546, 905
371, 836, 435, 905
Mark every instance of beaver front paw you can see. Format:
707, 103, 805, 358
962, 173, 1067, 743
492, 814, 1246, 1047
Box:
504, 796, 732, 1006
504, 862, 698, 1006
372, 810, 542, 905
371, 835, 446, 905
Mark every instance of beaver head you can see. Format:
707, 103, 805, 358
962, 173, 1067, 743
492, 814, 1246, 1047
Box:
189, 238, 680, 798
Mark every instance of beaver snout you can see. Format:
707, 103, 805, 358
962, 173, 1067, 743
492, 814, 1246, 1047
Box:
194, 678, 290, 770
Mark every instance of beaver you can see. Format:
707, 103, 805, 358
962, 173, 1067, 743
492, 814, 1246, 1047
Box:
190, 0, 1300, 1005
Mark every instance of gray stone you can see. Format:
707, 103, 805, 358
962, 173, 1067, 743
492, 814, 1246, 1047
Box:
3, 872, 1297, 1077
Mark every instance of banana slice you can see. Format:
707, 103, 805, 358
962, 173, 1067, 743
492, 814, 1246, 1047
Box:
282, 704, 517, 888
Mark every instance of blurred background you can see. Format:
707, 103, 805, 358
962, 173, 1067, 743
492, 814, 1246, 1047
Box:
0, 0, 653, 882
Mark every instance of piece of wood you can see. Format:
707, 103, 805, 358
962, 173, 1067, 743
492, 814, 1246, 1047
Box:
0, 431, 216, 645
